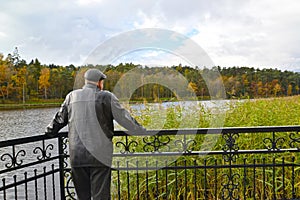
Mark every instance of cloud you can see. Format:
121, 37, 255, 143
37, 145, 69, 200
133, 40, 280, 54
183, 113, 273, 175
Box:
76, 0, 104, 6
1, 0, 300, 70
0, 32, 7, 38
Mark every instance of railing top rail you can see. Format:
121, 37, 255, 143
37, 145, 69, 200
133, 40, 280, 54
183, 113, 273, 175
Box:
0, 133, 67, 148
1, 125, 300, 148
0, 134, 49, 148
114, 125, 300, 136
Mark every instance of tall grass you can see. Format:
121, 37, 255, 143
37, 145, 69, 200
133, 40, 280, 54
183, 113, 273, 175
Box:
224, 96, 300, 127
111, 96, 300, 199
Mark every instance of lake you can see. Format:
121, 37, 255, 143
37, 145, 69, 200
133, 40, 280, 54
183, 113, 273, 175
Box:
0, 108, 62, 141
0, 100, 232, 142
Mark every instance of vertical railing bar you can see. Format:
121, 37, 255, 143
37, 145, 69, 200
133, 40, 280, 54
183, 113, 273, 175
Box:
43, 166, 47, 200
34, 169, 38, 200
51, 164, 56, 200
243, 158, 247, 200
136, 160, 139, 200
272, 157, 276, 200
165, 160, 168, 199
183, 134, 187, 152
184, 159, 187, 200
126, 161, 130, 200
194, 160, 197, 200
155, 161, 158, 199
282, 157, 285, 199
14, 175, 17, 200
12, 145, 16, 168
291, 156, 295, 199
24, 172, 28, 200
263, 158, 266, 200
42, 140, 45, 160
2, 178, 6, 200
272, 132, 276, 150
117, 161, 121, 200
214, 159, 217, 199
253, 158, 256, 200
146, 160, 149, 200
204, 159, 207, 200
58, 136, 66, 200
175, 160, 178, 200
125, 136, 128, 152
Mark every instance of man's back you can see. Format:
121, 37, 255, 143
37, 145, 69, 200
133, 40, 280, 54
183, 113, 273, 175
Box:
67, 84, 114, 167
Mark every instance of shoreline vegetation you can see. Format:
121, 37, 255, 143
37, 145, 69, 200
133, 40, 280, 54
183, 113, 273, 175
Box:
112, 95, 300, 199
2, 48, 300, 104
0, 99, 63, 110
0, 103, 61, 110
1, 95, 300, 114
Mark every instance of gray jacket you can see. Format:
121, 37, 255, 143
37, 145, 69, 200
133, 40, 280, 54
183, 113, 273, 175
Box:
45, 83, 145, 167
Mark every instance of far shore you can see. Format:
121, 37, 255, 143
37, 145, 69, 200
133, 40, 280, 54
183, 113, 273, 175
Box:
0, 95, 292, 111
0, 103, 62, 110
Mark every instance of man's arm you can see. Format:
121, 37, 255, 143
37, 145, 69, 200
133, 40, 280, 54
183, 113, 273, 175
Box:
110, 93, 146, 134
45, 95, 69, 137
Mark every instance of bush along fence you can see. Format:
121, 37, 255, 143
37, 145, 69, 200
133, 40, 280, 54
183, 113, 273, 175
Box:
0, 126, 300, 199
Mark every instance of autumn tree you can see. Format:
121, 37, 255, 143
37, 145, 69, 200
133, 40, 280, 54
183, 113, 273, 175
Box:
287, 84, 293, 96
38, 68, 50, 99
11, 67, 27, 102
0, 54, 13, 100
188, 82, 198, 96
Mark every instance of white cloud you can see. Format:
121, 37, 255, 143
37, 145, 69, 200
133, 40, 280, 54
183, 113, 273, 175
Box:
0, 32, 7, 38
1, 0, 300, 70
76, 0, 104, 6
133, 10, 165, 28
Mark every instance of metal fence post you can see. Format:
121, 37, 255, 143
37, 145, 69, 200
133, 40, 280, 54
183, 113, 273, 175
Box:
58, 135, 66, 200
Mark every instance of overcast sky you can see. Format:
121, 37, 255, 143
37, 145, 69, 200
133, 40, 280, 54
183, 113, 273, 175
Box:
1, 0, 300, 71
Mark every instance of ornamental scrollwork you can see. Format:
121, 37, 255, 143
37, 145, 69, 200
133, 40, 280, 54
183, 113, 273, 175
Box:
33, 143, 54, 160
289, 132, 300, 148
222, 133, 239, 162
0, 147, 26, 169
62, 137, 69, 155
62, 137, 70, 168
64, 170, 76, 200
174, 135, 197, 153
115, 137, 138, 154
143, 135, 171, 152
263, 132, 285, 150
221, 173, 240, 200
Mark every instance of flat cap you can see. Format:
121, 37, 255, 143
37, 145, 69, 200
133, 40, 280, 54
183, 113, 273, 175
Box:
84, 69, 107, 82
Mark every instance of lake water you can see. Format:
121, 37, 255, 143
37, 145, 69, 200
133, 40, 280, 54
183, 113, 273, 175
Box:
0, 100, 233, 141
0, 108, 63, 141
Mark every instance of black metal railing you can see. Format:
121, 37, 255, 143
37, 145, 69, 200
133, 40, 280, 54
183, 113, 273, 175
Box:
1, 126, 300, 199
0, 134, 63, 200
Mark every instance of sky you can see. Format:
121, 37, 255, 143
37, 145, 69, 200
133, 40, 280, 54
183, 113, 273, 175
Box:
1, 0, 300, 71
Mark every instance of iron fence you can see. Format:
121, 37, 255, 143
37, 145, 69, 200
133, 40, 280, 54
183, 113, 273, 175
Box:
1, 126, 300, 199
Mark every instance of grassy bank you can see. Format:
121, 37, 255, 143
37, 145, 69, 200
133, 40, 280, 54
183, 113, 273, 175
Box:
112, 96, 300, 199
0, 99, 63, 110
224, 96, 300, 127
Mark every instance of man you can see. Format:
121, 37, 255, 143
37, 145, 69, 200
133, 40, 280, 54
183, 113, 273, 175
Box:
45, 68, 146, 200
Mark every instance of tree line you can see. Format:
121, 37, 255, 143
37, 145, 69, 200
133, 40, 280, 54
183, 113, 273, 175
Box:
1, 48, 300, 103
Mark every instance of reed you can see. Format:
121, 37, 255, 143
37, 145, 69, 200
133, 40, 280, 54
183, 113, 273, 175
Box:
111, 96, 300, 199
